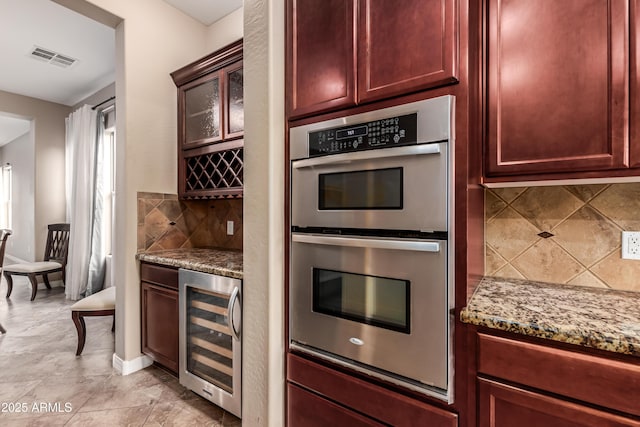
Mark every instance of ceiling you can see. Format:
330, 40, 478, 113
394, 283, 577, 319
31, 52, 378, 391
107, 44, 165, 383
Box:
0, 0, 242, 146
162, 0, 243, 26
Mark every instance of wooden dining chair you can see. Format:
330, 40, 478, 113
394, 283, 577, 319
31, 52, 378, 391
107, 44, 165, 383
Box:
0, 229, 12, 333
4, 224, 70, 301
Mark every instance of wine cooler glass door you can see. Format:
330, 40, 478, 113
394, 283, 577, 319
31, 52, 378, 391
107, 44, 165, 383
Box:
179, 270, 242, 418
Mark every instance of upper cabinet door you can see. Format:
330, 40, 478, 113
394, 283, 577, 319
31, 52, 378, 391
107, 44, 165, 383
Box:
357, 0, 458, 103
630, 0, 640, 167
287, 0, 357, 118
224, 61, 244, 140
486, 0, 629, 177
180, 73, 223, 148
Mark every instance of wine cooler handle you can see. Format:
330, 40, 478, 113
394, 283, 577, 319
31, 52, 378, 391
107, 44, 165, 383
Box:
227, 287, 241, 341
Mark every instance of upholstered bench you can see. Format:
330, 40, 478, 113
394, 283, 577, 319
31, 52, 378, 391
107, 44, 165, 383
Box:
70, 286, 115, 355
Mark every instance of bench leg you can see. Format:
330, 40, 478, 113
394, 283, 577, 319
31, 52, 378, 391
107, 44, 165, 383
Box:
4, 272, 12, 298
28, 274, 38, 301
0, 323, 5, 334
71, 311, 86, 356
43, 274, 52, 289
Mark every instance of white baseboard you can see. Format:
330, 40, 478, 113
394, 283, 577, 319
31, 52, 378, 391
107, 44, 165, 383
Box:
112, 353, 153, 376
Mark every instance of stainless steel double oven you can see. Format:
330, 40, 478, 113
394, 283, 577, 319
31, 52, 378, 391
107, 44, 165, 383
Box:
289, 95, 455, 402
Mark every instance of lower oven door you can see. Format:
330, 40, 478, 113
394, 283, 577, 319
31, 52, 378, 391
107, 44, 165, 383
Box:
289, 233, 450, 397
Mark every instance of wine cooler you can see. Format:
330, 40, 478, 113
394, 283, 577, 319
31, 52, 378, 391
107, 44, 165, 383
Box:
178, 269, 242, 418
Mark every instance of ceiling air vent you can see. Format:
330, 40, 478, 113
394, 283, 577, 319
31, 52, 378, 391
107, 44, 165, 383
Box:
29, 46, 77, 68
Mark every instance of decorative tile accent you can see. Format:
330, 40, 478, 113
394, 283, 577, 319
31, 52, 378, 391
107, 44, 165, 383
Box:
511, 186, 583, 231
136, 192, 243, 251
485, 183, 640, 292
591, 251, 640, 292
486, 206, 541, 261
511, 239, 583, 284
567, 271, 608, 288
493, 263, 526, 280
491, 187, 527, 203
486, 190, 507, 220
485, 245, 507, 275
552, 206, 621, 266
565, 184, 607, 202
590, 183, 640, 231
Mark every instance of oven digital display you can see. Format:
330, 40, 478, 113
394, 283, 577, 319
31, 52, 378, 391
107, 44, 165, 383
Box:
336, 125, 367, 140
318, 167, 403, 210
312, 268, 410, 333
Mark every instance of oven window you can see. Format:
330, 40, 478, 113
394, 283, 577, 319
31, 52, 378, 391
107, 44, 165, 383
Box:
312, 268, 410, 333
318, 167, 403, 210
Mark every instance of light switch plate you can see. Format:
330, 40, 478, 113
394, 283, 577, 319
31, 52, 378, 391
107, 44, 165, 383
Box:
621, 231, 640, 259
227, 220, 234, 236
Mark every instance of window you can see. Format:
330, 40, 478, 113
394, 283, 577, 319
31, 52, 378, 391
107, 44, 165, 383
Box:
100, 106, 115, 256
0, 165, 11, 229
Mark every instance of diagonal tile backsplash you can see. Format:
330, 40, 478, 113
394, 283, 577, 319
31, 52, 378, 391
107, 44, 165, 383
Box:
486, 183, 640, 292
137, 192, 242, 252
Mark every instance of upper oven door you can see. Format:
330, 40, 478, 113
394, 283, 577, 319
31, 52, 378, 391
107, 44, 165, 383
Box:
291, 142, 448, 232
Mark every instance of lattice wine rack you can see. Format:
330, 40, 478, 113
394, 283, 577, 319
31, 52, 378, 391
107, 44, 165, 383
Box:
182, 143, 243, 199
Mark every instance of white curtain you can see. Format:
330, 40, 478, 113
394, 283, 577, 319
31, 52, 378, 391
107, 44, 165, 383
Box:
65, 105, 98, 300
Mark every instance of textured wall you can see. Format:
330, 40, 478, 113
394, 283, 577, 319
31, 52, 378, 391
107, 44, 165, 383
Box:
137, 192, 242, 251
486, 184, 640, 292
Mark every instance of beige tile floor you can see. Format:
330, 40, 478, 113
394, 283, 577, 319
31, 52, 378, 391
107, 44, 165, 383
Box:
0, 277, 241, 426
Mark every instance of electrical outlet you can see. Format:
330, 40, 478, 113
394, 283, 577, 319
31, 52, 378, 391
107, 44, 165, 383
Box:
227, 220, 234, 236
622, 231, 640, 259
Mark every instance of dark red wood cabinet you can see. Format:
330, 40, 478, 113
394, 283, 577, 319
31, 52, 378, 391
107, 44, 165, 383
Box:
475, 331, 640, 426
485, 0, 630, 178
287, 0, 458, 118
478, 379, 640, 427
140, 262, 179, 373
288, 384, 385, 427
287, 353, 458, 427
171, 40, 244, 199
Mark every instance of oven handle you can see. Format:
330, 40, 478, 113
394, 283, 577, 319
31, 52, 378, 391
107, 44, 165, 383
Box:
292, 233, 441, 252
227, 287, 241, 341
292, 143, 441, 169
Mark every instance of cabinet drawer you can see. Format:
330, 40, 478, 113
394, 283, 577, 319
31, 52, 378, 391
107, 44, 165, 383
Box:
140, 262, 178, 290
288, 353, 457, 427
477, 333, 640, 417
478, 378, 640, 427
288, 384, 384, 427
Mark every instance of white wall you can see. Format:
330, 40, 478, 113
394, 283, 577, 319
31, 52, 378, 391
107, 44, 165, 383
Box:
0, 131, 35, 262
243, 0, 285, 425
57, 0, 243, 368
205, 8, 243, 50
55, 3, 287, 425
0, 91, 70, 262
72, 82, 115, 110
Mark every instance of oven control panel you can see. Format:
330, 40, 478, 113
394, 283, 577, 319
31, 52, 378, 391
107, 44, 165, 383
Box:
308, 113, 418, 157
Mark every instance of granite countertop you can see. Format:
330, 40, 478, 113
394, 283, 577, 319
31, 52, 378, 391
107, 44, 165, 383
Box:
137, 248, 243, 279
461, 276, 640, 357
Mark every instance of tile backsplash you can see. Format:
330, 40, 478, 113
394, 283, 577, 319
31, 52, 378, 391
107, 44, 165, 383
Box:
137, 192, 242, 252
486, 183, 640, 292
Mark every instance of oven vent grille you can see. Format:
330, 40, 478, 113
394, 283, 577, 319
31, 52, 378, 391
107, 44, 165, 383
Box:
29, 46, 77, 68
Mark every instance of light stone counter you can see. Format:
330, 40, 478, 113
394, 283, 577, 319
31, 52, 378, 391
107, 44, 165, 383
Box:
136, 248, 243, 279
461, 276, 640, 356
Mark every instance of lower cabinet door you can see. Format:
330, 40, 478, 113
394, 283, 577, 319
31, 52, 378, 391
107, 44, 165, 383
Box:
141, 282, 179, 372
478, 379, 640, 427
288, 384, 384, 427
